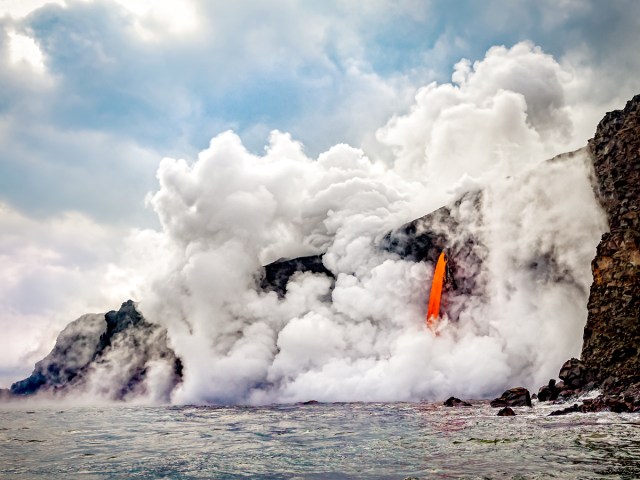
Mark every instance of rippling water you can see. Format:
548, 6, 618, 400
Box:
1, 401, 639, 479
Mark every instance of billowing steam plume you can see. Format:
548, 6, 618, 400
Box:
118, 42, 607, 404
10, 42, 606, 405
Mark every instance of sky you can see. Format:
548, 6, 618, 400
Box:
1, 0, 639, 392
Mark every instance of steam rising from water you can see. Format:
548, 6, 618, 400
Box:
117, 42, 608, 404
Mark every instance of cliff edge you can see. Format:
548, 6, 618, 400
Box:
582, 94, 640, 389
534, 95, 640, 413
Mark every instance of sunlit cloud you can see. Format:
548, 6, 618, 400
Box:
7, 30, 46, 72
0, 0, 65, 19
1, 0, 198, 38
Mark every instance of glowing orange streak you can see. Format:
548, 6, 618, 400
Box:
426, 251, 447, 329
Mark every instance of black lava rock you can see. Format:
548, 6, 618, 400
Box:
444, 396, 472, 407
490, 387, 532, 408
582, 94, 640, 391
537, 379, 560, 402
558, 358, 587, 390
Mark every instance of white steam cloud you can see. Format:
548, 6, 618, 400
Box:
3, 41, 601, 404
118, 41, 608, 404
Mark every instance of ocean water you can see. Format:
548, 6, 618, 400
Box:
1, 401, 639, 479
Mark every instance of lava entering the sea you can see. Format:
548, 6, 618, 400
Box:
427, 251, 447, 329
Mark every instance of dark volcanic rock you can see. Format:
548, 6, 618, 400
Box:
538, 358, 595, 402
581, 94, 640, 391
558, 358, 587, 390
490, 387, 532, 408
261, 255, 334, 298
9, 300, 182, 401
549, 403, 583, 416
497, 407, 516, 416
558, 388, 579, 400
382, 191, 485, 293
549, 391, 640, 416
444, 396, 472, 407
537, 379, 560, 402
545, 95, 640, 414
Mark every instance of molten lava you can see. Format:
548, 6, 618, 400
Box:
426, 251, 447, 329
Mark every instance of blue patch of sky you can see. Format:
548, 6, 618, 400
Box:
0, 120, 160, 225
361, 10, 441, 77
339, 1, 536, 79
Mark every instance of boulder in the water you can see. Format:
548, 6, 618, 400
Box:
537, 379, 560, 402
497, 407, 516, 416
443, 396, 472, 407
490, 387, 532, 408
549, 403, 582, 416
558, 358, 587, 390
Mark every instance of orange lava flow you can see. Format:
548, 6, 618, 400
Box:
426, 251, 447, 329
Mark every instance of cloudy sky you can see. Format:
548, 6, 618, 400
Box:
1, 0, 639, 387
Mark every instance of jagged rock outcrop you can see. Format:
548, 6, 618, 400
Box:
490, 387, 532, 408
536, 360, 598, 402
7, 300, 182, 401
443, 396, 472, 407
558, 358, 588, 390
581, 94, 640, 390
537, 356, 640, 413
537, 379, 560, 402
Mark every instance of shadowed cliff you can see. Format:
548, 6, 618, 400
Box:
582, 94, 640, 390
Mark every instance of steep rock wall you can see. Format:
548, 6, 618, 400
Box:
582, 95, 640, 388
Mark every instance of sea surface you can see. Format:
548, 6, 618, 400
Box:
1, 401, 639, 479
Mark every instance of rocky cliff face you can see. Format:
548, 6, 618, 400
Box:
581, 94, 640, 390
533, 96, 640, 412
8, 300, 182, 402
